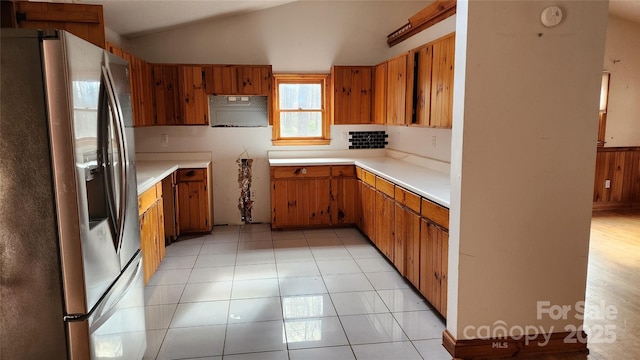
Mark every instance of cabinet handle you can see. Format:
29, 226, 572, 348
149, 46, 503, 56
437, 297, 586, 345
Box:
294, 167, 307, 175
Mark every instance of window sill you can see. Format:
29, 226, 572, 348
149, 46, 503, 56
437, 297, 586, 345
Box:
272, 139, 331, 146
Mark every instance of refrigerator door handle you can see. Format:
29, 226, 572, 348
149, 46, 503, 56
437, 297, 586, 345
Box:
63, 250, 142, 324
101, 64, 128, 253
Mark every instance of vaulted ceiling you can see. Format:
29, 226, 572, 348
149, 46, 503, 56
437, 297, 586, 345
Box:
73, 0, 640, 39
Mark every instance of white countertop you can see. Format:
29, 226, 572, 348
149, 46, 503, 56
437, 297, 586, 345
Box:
269, 156, 451, 208
135, 160, 211, 195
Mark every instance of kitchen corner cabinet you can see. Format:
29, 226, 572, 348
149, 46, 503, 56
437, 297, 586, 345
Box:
106, 42, 155, 127
204, 65, 272, 96
1, 1, 106, 48
177, 168, 211, 233
270, 165, 357, 229
332, 66, 374, 124
385, 53, 409, 125
138, 182, 166, 285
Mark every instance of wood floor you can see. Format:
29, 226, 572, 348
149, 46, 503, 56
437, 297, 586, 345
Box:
452, 210, 640, 360
583, 209, 640, 360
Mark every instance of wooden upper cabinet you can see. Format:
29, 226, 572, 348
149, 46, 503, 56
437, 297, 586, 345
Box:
332, 66, 374, 124
204, 65, 272, 96
373, 62, 387, 124
106, 42, 155, 127
408, 44, 434, 126
386, 53, 408, 125
2, 1, 106, 48
179, 66, 209, 125
430, 34, 455, 128
152, 64, 182, 125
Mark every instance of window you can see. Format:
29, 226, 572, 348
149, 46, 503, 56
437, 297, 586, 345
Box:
272, 74, 331, 145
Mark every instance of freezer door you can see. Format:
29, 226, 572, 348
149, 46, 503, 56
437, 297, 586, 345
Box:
89, 251, 146, 359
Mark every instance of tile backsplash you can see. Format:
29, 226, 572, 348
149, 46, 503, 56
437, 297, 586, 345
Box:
348, 131, 388, 149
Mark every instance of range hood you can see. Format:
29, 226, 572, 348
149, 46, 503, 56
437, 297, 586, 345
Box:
209, 95, 268, 127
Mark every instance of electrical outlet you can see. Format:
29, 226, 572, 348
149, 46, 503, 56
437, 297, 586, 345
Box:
605, 179, 611, 189
160, 134, 168, 147
250, 190, 256, 198
431, 136, 437, 147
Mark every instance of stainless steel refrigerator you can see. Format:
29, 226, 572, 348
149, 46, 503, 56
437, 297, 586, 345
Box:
1, 29, 146, 359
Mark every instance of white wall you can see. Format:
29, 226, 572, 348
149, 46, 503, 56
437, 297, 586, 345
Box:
603, 16, 640, 147
449, 0, 608, 340
135, 124, 382, 225
130, 0, 460, 225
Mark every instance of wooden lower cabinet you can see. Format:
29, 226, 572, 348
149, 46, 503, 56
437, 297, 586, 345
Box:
375, 190, 395, 261
420, 219, 449, 317
355, 166, 449, 318
271, 178, 332, 228
177, 168, 211, 233
270, 165, 358, 229
360, 181, 377, 240
332, 176, 357, 225
139, 182, 165, 285
395, 203, 421, 283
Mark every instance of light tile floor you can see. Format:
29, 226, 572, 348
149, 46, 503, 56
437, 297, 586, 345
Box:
143, 224, 450, 360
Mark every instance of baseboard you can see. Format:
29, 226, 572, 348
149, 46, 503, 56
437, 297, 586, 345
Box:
592, 202, 640, 211
443, 329, 588, 359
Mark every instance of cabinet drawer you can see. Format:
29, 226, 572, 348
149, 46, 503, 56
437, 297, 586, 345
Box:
362, 170, 376, 186
177, 168, 206, 182
421, 198, 449, 230
272, 166, 331, 179
375, 177, 395, 197
395, 187, 421, 213
139, 182, 162, 216
331, 165, 355, 177
356, 167, 363, 180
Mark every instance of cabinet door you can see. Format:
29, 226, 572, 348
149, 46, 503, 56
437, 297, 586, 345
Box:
131, 57, 155, 126
386, 53, 408, 125
271, 178, 332, 228
375, 191, 395, 260
430, 34, 455, 128
333, 66, 373, 124
332, 176, 357, 225
152, 64, 181, 125
179, 66, 208, 125
420, 218, 448, 317
106, 43, 154, 127
240, 66, 272, 96
360, 182, 377, 241
204, 65, 272, 96
8, 2, 106, 48
373, 62, 387, 124
140, 202, 159, 285
413, 45, 433, 126
394, 203, 421, 281
177, 179, 209, 233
